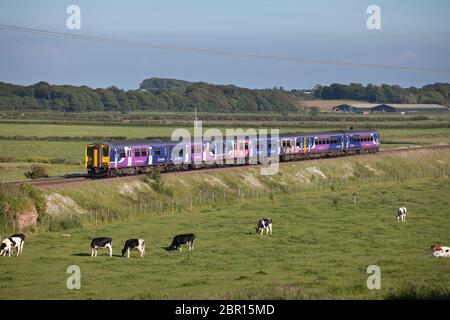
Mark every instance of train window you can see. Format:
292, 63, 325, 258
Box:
244, 143, 249, 150
154, 148, 161, 156
102, 148, 109, 157
296, 140, 301, 147
141, 148, 147, 156
134, 149, 141, 157
119, 150, 125, 158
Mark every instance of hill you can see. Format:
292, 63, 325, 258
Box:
139, 78, 190, 92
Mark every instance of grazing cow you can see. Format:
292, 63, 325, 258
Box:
430, 244, 450, 257
169, 234, 195, 252
0, 233, 25, 257
90, 237, 113, 257
255, 218, 272, 235
397, 207, 407, 222
121, 239, 145, 258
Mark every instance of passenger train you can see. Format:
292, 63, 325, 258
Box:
85, 130, 381, 177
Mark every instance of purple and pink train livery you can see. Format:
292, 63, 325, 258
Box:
85, 130, 380, 177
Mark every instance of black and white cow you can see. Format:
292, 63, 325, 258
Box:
0, 233, 25, 257
90, 237, 113, 257
255, 218, 272, 235
397, 207, 407, 222
121, 239, 145, 258
169, 234, 195, 252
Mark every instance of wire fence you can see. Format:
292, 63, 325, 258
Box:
1, 167, 449, 235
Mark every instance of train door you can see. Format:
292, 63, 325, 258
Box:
184, 144, 189, 163
148, 147, 153, 165
124, 147, 132, 166
113, 148, 119, 167
307, 136, 314, 151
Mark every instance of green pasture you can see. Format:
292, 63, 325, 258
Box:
0, 176, 449, 299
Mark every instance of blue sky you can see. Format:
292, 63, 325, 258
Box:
0, 0, 449, 89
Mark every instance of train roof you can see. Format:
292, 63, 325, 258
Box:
279, 130, 379, 137
95, 130, 379, 146
102, 139, 173, 147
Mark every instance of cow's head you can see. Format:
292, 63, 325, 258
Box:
121, 248, 127, 257
255, 221, 264, 233
0, 242, 8, 255
431, 244, 442, 251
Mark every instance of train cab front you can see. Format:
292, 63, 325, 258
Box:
85, 143, 110, 177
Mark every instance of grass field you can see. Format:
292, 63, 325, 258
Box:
0, 176, 449, 299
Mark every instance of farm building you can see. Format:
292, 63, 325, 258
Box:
370, 104, 449, 113
332, 103, 449, 113
332, 103, 377, 113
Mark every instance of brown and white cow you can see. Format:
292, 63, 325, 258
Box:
430, 244, 450, 257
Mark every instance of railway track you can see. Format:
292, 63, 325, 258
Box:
2, 143, 450, 187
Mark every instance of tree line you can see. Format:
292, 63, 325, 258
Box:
0, 79, 299, 113
313, 83, 450, 105
0, 79, 448, 113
